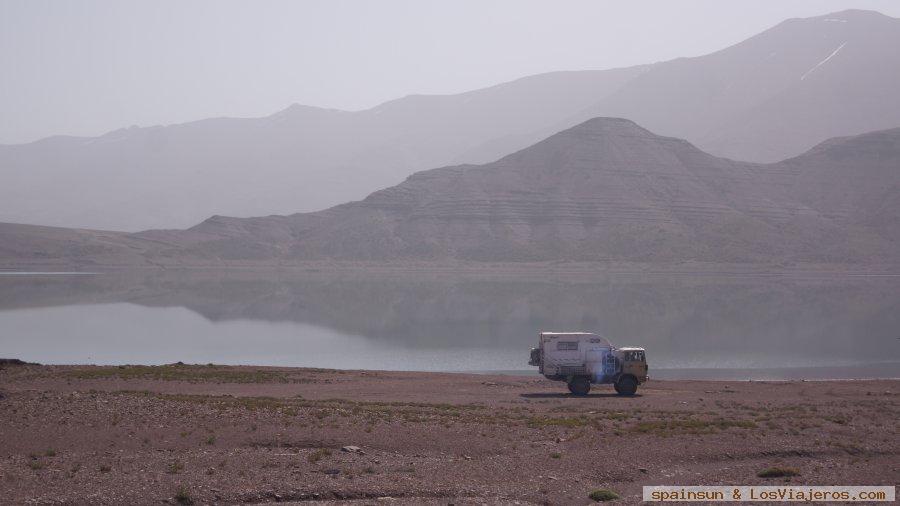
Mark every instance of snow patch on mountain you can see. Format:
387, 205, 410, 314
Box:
800, 42, 847, 80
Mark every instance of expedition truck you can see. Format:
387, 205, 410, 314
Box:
528, 332, 648, 395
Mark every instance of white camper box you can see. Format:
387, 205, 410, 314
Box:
537, 332, 617, 380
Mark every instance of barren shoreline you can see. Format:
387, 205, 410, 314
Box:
0, 363, 897, 505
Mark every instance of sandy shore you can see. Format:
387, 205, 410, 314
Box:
0, 363, 897, 505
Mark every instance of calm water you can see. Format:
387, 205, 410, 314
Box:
1, 269, 898, 379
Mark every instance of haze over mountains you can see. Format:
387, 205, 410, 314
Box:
1, 117, 898, 267
0, 67, 645, 231
1, 9, 898, 232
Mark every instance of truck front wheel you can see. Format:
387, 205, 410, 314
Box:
615, 376, 638, 396
567, 377, 591, 396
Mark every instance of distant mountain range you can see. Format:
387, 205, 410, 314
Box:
1, 9, 898, 231
1, 117, 897, 267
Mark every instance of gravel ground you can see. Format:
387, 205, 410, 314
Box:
0, 364, 897, 505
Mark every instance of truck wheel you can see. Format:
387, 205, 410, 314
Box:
567, 377, 591, 396
615, 376, 637, 396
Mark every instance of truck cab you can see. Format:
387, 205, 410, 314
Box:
529, 332, 648, 396
615, 347, 649, 394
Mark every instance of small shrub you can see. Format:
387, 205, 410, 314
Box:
45, 449, 57, 457
174, 485, 194, 505
550, 452, 562, 459
308, 448, 331, 464
27, 460, 43, 470
205, 435, 216, 445
757, 466, 800, 478
99, 464, 112, 473
589, 489, 620, 501
168, 460, 185, 474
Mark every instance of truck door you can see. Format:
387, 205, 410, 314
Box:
585, 344, 608, 382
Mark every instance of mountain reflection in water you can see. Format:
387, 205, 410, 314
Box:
1, 269, 898, 379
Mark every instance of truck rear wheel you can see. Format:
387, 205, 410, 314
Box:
567, 377, 591, 396
615, 376, 637, 396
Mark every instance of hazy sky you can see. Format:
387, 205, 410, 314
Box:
2, 0, 899, 144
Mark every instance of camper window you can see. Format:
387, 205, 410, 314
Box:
557, 341, 578, 351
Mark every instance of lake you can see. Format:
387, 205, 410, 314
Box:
1, 269, 898, 380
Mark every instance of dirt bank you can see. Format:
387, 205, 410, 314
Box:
0, 364, 897, 504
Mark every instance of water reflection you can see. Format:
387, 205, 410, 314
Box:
0, 269, 898, 378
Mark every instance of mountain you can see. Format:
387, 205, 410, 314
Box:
0, 67, 646, 231
579, 9, 900, 163
0, 222, 145, 267
140, 118, 897, 264
1, 9, 898, 232
779, 126, 900, 242
1, 118, 897, 268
